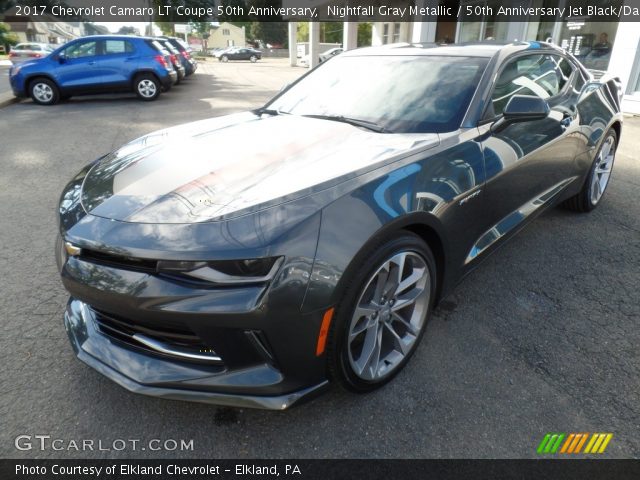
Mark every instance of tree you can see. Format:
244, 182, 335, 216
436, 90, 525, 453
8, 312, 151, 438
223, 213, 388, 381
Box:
190, 22, 212, 52
156, 21, 175, 36
117, 26, 140, 35
358, 23, 372, 47
0, 22, 18, 52
251, 22, 287, 47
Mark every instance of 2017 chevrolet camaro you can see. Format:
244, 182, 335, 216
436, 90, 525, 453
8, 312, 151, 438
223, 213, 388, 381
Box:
57, 42, 623, 409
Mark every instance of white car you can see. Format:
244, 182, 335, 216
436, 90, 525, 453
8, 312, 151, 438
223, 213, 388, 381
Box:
9, 43, 54, 65
299, 47, 344, 67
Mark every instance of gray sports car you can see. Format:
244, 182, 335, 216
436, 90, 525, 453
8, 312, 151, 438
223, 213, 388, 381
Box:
57, 42, 622, 409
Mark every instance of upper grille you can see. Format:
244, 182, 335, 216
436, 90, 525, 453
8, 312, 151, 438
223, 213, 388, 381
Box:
80, 249, 157, 273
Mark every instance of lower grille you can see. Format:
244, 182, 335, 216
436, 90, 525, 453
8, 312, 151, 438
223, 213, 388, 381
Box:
92, 309, 223, 364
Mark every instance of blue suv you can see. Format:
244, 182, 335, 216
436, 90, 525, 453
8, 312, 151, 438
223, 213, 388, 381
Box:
10, 35, 178, 105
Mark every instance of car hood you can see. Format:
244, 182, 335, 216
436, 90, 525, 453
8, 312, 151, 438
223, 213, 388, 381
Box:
80, 112, 439, 224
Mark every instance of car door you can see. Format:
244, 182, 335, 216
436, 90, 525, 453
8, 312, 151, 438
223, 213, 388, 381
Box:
472, 53, 583, 259
95, 39, 136, 88
54, 39, 102, 92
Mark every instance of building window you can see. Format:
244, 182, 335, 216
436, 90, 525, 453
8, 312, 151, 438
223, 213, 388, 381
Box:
558, 21, 619, 72
223, 29, 230, 36
392, 23, 401, 43
382, 23, 390, 44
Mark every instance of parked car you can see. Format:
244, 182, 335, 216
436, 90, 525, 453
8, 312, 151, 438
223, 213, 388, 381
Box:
56, 42, 622, 409
10, 35, 177, 105
217, 47, 262, 62
158, 36, 197, 76
319, 47, 343, 63
156, 38, 185, 84
9, 42, 54, 65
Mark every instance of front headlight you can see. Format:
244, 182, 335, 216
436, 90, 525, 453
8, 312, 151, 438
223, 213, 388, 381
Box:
156, 257, 283, 284
10, 65, 21, 76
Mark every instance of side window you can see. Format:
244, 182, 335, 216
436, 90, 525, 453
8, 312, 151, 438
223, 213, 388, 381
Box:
104, 40, 133, 55
491, 54, 570, 116
63, 41, 97, 59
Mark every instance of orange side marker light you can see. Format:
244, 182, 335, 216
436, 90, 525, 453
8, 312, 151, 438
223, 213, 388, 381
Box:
315, 308, 335, 356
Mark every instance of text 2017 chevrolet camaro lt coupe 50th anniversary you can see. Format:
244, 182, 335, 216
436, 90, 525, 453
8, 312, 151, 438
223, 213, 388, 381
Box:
57, 42, 622, 409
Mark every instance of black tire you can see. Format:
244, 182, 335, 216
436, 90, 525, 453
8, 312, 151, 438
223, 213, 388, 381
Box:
250, 55, 257, 63
327, 232, 437, 392
562, 128, 617, 212
134, 73, 161, 101
221, 55, 229, 63
29, 77, 59, 105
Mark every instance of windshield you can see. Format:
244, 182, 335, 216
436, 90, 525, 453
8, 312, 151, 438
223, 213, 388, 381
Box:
268, 55, 488, 134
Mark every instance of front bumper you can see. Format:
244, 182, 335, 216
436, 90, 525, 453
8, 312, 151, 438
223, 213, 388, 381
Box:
9, 74, 26, 97
64, 298, 329, 409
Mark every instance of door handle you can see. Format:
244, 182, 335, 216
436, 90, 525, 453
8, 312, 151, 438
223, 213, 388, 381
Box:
87, 61, 95, 66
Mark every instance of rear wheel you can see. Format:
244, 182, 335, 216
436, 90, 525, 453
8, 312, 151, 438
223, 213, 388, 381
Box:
328, 233, 436, 392
562, 128, 617, 212
250, 55, 257, 63
29, 78, 59, 105
134, 74, 161, 101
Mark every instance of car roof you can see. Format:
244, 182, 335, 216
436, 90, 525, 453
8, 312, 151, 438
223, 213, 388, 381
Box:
70, 35, 154, 42
342, 41, 563, 59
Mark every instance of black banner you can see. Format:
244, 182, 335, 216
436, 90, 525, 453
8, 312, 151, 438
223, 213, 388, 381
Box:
3, 0, 640, 22
2, 459, 640, 480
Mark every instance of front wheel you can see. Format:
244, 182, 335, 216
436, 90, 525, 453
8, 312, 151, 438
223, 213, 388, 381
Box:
328, 233, 436, 392
250, 55, 257, 63
30, 78, 59, 105
221, 55, 229, 63
562, 128, 617, 212
134, 74, 161, 101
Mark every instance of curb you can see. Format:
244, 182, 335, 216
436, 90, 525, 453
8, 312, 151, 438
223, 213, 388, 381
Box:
0, 91, 19, 108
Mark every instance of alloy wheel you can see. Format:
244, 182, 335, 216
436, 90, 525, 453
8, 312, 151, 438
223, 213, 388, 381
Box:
32, 82, 53, 103
347, 251, 430, 381
590, 134, 616, 205
137, 79, 157, 98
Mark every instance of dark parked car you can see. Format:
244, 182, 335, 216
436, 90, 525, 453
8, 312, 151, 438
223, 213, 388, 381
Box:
156, 38, 185, 84
218, 47, 262, 62
158, 36, 197, 76
10, 35, 177, 104
57, 42, 622, 409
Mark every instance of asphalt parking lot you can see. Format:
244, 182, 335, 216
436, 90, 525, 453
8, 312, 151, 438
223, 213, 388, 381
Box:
1, 58, 639, 459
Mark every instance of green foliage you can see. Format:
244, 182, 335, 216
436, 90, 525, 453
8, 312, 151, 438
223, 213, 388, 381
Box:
155, 21, 175, 36
297, 22, 372, 47
117, 26, 139, 35
0, 22, 18, 50
358, 23, 372, 47
251, 22, 287, 47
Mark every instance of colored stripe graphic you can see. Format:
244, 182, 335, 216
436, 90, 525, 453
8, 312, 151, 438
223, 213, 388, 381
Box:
537, 433, 565, 454
584, 433, 614, 454
539, 433, 613, 454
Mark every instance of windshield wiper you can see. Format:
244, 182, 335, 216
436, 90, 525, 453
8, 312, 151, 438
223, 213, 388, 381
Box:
254, 107, 289, 116
301, 114, 388, 133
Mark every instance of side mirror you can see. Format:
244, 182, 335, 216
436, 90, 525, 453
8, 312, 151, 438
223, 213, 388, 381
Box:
58, 53, 67, 64
491, 95, 550, 133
